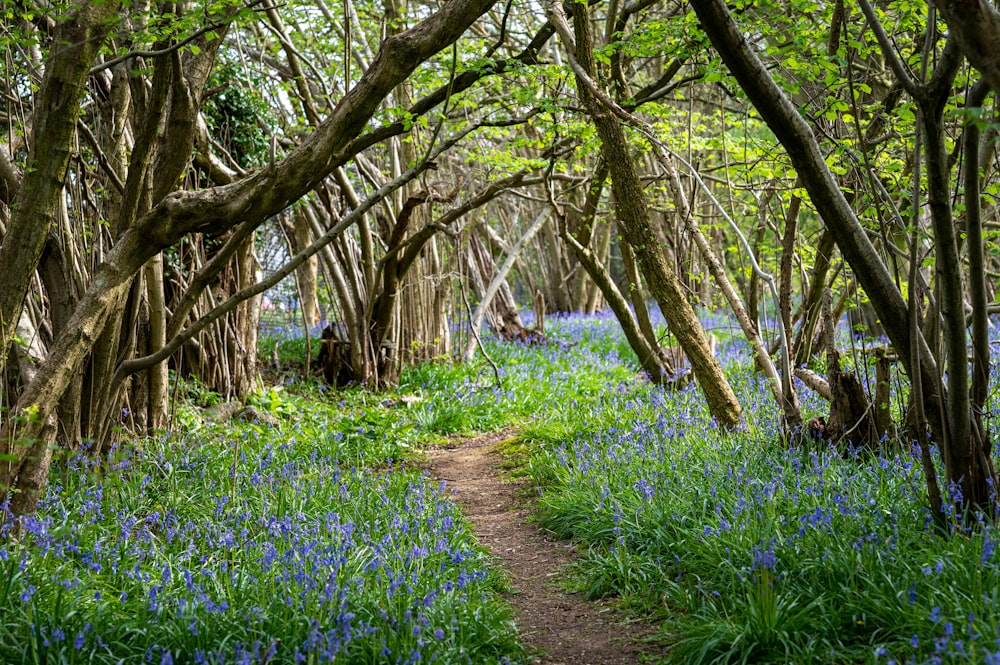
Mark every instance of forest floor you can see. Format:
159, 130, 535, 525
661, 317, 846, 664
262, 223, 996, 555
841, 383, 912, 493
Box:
424, 430, 668, 665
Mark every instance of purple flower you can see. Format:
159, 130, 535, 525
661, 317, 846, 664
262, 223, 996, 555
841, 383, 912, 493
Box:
751, 543, 777, 572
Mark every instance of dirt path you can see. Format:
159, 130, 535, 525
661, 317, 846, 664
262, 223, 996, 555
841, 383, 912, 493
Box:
424, 431, 665, 665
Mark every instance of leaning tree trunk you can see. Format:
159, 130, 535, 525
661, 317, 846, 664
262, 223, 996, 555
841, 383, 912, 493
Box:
0, 0, 502, 514
689, 0, 995, 515
555, 202, 676, 382
1, 3, 122, 505
858, 0, 997, 510
466, 232, 526, 343
619, 236, 663, 361
568, 157, 610, 313
549, 0, 742, 428
793, 230, 837, 365
0, 0, 121, 359
650, 144, 800, 435
464, 212, 547, 360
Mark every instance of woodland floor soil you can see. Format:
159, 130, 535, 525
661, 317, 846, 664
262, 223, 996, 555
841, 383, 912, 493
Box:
423, 430, 668, 665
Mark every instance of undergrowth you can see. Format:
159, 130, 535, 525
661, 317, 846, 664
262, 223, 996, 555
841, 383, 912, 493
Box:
7, 308, 998, 664
1, 385, 522, 664
521, 313, 1000, 665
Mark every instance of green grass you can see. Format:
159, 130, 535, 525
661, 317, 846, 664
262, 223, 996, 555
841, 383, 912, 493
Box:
10, 310, 998, 664
2, 383, 522, 664
513, 316, 1000, 665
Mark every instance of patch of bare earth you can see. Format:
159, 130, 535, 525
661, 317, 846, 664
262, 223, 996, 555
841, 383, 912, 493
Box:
424, 430, 666, 665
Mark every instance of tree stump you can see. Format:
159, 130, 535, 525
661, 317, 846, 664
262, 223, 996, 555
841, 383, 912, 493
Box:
316, 326, 355, 387
819, 289, 880, 448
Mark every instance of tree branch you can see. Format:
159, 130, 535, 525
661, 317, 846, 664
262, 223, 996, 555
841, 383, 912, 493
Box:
935, 0, 1000, 96
89, 2, 266, 75
0, 0, 501, 485
115, 122, 476, 383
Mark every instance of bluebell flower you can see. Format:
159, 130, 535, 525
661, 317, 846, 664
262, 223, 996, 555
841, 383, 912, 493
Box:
751, 542, 777, 572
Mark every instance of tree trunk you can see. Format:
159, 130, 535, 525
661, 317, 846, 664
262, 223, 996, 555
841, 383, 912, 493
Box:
0, 0, 121, 358
934, 0, 1000, 96
965, 80, 994, 496
465, 209, 548, 360
0, 0, 500, 510
569, 158, 609, 312
821, 289, 878, 448
619, 238, 660, 352
290, 214, 321, 329
556, 206, 675, 382
549, 0, 742, 428
689, 0, 943, 438
793, 230, 836, 365
777, 192, 804, 436
690, 0, 996, 513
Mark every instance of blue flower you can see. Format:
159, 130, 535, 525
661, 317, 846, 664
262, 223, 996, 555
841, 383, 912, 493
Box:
751, 542, 777, 572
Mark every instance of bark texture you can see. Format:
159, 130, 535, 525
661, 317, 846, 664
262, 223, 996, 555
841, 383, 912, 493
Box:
549, 0, 741, 428
0, 0, 499, 505
0, 0, 121, 356
935, 0, 1000, 95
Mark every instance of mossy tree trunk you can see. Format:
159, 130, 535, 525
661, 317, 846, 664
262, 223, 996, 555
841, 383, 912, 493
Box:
0, 0, 501, 514
548, 0, 742, 429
